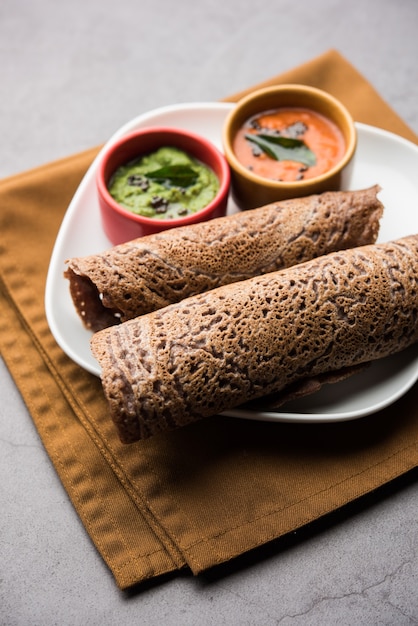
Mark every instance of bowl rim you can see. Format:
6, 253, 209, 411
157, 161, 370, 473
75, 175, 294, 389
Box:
222, 83, 357, 190
96, 125, 231, 227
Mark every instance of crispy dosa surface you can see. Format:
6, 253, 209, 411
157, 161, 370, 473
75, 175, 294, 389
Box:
66, 186, 383, 331
91, 234, 418, 442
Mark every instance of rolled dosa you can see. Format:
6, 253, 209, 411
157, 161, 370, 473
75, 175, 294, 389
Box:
91, 234, 418, 442
66, 186, 383, 332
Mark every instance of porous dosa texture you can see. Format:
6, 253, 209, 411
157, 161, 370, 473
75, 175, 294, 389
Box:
66, 186, 383, 331
91, 234, 418, 443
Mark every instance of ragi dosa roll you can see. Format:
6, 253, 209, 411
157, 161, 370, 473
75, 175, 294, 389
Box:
91, 234, 418, 443
66, 186, 383, 332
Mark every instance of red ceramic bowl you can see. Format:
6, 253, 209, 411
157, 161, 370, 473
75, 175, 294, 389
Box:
96, 126, 231, 244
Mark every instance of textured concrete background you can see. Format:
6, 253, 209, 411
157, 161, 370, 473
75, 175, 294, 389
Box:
2, 0, 418, 624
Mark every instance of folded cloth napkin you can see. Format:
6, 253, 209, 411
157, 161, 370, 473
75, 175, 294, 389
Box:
1, 49, 418, 590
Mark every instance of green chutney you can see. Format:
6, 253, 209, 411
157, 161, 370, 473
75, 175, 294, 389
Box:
108, 146, 220, 219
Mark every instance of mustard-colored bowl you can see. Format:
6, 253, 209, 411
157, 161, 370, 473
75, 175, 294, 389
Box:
222, 84, 357, 210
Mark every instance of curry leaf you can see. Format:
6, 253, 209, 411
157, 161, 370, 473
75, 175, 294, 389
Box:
146, 165, 199, 187
245, 133, 316, 167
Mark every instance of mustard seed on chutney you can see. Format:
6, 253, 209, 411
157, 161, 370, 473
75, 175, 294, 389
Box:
233, 107, 346, 183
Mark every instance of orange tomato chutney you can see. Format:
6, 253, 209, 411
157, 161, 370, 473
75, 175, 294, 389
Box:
232, 107, 346, 183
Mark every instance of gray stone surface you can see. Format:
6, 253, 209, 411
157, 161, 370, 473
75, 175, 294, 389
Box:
1, 0, 418, 623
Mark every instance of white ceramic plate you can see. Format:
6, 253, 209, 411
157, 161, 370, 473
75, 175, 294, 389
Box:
45, 102, 418, 423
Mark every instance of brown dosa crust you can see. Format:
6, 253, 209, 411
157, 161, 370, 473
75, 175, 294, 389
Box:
91, 234, 418, 443
243, 363, 370, 410
66, 186, 383, 331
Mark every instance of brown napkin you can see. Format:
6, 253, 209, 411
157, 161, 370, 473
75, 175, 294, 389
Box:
1, 50, 418, 590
